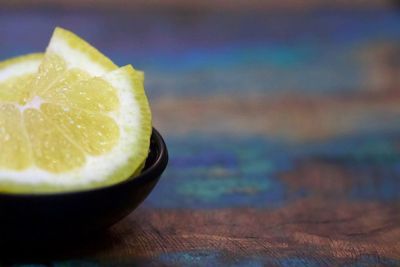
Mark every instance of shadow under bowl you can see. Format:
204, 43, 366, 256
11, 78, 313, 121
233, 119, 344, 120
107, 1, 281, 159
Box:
0, 128, 168, 245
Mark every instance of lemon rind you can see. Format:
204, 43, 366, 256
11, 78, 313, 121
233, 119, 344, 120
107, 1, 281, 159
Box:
104, 65, 152, 187
0, 53, 43, 71
0, 53, 43, 82
53, 27, 117, 71
47, 27, 118, 76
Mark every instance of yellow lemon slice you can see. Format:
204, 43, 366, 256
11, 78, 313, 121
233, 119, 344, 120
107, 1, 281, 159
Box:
0, 28, 151, 193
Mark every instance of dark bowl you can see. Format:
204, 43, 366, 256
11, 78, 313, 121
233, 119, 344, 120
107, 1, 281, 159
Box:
0, 128, 168, 245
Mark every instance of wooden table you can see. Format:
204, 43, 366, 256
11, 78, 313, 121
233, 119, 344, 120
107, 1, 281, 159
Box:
1, 2, 400, 266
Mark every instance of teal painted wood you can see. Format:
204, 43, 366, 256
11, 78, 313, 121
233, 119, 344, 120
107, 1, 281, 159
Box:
1, 4, 400, 266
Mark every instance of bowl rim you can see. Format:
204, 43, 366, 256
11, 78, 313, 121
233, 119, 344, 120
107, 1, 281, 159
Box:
0, 127, 168, 198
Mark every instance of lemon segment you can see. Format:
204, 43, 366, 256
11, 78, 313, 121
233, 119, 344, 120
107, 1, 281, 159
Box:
23, 108, 86, 172
0, 53, 43, 104
0, 104, 31, 170
39, 57, 119, 113
0, 74, 35, 104
41, 103, 120, 156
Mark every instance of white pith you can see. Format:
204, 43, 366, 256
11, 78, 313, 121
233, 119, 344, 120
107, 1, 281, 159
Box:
0, 35, 143, 186
0, 59, 41, 82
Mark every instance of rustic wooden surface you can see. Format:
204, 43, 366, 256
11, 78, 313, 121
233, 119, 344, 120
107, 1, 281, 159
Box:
1, 2, 400, 266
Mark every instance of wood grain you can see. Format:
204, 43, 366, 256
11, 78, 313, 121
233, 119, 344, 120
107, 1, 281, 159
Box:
2, 202, 399, 265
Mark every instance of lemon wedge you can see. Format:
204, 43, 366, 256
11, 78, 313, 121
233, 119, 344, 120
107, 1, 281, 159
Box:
0, 28, 151, 193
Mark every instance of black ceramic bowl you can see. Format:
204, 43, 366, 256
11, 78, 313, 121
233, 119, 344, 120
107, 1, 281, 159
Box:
0, 128, 168, 245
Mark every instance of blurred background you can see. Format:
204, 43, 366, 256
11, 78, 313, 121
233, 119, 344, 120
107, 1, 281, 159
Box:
1, 0, 400, 207
1, 0, 400, 141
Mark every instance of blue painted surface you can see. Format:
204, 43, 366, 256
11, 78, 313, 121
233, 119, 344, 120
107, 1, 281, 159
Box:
152, 251, 400, 267
1, 9, 400, 97
144, 132, 400, 209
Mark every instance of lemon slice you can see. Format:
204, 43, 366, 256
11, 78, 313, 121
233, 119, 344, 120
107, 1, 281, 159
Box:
0, 28, 151, 193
